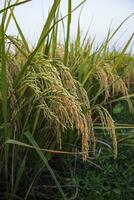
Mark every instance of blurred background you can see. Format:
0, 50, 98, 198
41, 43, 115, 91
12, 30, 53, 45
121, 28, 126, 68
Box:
3, 0, 134, 51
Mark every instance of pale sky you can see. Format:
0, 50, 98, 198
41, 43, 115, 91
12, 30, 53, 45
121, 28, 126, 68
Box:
4, 0, 134, 51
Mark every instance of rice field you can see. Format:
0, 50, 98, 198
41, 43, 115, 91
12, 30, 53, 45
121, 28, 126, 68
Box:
0, 1, 134, 199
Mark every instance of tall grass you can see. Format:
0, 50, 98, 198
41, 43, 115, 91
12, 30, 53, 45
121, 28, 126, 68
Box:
0, 0, 134, 199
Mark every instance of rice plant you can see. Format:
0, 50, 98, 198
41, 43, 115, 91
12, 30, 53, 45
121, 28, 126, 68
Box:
0, 0, 134, 199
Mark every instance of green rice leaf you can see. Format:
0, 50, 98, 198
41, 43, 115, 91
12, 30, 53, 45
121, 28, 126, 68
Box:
64, 0, 72, 65
0, 0, 32, 15
24, 131, 67, 200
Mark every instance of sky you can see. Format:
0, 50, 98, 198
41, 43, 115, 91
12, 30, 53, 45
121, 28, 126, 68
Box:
3, 0, 134, 51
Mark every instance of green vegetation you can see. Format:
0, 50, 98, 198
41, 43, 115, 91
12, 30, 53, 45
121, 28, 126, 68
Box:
0, 0, 134, 199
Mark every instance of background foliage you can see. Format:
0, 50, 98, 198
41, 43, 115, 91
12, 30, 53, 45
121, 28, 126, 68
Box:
0, 1, 134, 199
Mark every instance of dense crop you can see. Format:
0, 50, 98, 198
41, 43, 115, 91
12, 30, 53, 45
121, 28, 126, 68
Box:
0, 1, 134, 199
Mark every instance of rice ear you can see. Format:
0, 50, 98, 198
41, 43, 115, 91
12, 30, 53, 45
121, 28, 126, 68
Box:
7, 52, 93, 160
